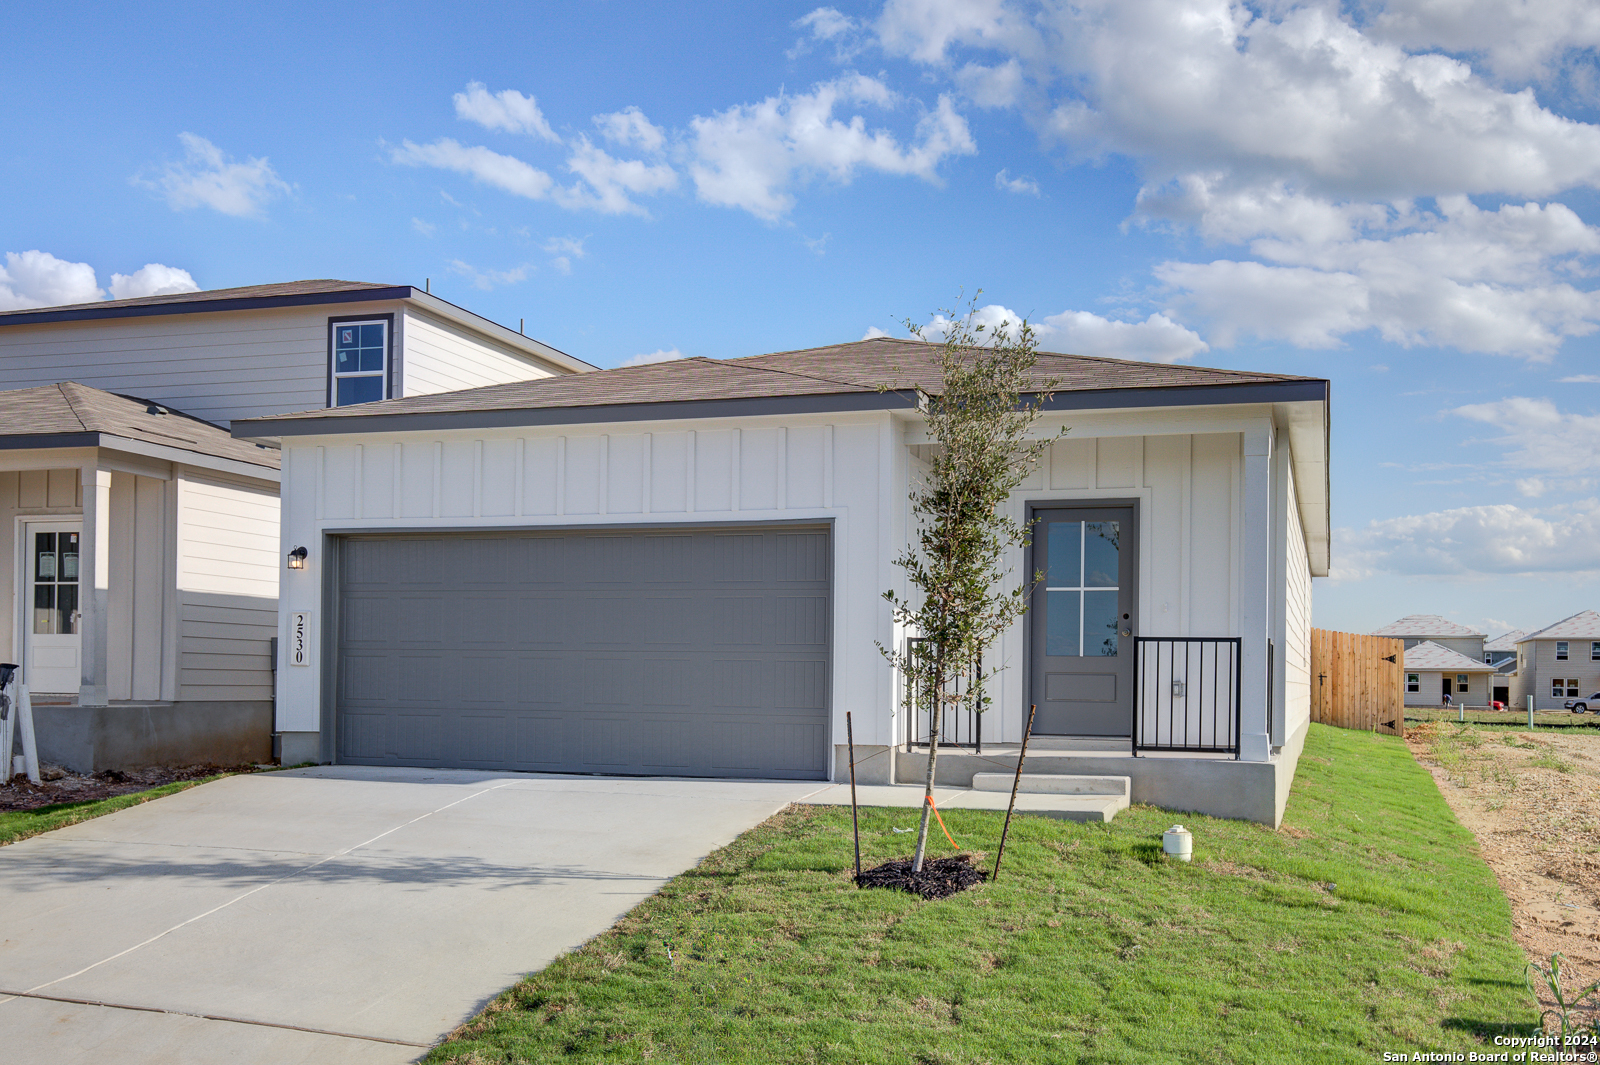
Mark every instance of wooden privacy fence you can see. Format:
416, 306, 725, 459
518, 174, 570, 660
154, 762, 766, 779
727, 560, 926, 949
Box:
1311, 628, 1405, 737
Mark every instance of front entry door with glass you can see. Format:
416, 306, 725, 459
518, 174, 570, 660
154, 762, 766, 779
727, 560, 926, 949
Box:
1029, 505, 1137, 736
25, 523, 82, 694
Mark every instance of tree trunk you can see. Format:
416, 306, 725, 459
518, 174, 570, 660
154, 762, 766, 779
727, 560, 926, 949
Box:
911, 671, 945, 873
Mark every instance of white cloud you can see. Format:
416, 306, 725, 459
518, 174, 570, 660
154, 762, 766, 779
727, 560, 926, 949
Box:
1334, 499, 1600, 579
0, 251, 196, 311
0, 250, 103, 309
804, 233, 831, 255
862, 325, 893, 340
392, 139, 556, 200
107, 263, 198, 300
1038, 309, 1209, 362
446, 259, 531, 291
790, 7, 869, 60
1454, 396, 1600, 475
1365, 0, 1600, 83
595, 106, 666, 153
394, 133, 674, 216
915, 301, 1207, 362
956, 60, 1024, 108
557, 138, 677, 215
1561, 374, 1600, 383
453, 82, 559, 141
541, 236, 586, 274
622, 347, 686, 367
687, 75, 976, 221
139, 133, 289, 217
412, 217, 436, 236
994, 168, 1039, 195
865, 0, 1600, 360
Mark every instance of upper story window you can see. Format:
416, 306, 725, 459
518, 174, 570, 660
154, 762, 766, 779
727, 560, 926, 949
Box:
1484, 653, 1492, 663
330, 317, 391, 407
1556, 641, 1569, 660
1592, 641, 1600, 661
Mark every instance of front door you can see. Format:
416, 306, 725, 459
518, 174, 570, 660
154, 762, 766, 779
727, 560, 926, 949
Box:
1442, 676, 1452, 703
1029, 504, 1137, 736
24, 523, 82, 694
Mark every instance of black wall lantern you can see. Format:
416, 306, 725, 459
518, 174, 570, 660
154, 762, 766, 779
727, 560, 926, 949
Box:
287, 546, 308, 570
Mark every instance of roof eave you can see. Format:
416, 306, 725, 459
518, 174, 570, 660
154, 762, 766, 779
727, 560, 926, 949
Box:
0, 286, 417, 327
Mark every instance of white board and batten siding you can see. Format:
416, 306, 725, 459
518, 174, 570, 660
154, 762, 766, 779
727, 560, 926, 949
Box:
275, 406, 1319, 750
1282, 466, 1313, 741
176, 471, 280, 702
399, 308, 564, 396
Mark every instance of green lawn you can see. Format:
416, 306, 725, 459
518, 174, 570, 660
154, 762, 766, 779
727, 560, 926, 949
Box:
430, 724, 1535, 1064
0, 774, 231, 847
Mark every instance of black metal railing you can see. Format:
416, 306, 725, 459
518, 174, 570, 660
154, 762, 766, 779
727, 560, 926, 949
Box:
901, 637, 985, 752
1133, 637, 1242, 758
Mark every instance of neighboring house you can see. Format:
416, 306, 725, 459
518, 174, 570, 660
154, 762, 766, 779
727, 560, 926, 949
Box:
1510, 611, 1600, 712
235, 338, 1331, 827
1401, 641, 1498, 707
1483, 629, 1526, 669
0, 280, 590, 770
1370, 614, 1486, 660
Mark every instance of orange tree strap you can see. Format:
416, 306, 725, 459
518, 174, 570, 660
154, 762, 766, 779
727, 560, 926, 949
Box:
926, 793, 960, 851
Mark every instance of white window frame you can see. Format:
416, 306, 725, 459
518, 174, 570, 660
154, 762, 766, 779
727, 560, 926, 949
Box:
1556, 641, 1569, 660
1457, 674, 1469, 693
1553, 678, 1567, 698
329, 316, 392, 408
1591, 641, 1599, 661
1406, 673, 1419, 693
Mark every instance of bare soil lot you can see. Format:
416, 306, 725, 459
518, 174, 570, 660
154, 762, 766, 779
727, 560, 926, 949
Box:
1408, 721, 1600, 1025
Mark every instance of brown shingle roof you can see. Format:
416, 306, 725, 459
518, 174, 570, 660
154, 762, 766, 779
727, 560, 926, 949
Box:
0, 279, 399, 322
0, 383, 279, 469
235, 337, 1326, 433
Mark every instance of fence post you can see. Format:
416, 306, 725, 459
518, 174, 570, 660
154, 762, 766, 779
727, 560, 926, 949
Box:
1528, 695, 1535, 730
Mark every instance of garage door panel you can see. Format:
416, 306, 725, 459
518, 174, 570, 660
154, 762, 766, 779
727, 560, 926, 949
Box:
337, 526, 829, 779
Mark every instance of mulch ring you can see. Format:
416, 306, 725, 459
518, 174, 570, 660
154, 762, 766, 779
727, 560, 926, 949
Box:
856, 854, 988, 899
0, 764, 258, 813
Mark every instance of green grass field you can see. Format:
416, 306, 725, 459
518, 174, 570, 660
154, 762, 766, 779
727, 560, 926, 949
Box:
430, 724, 1535, 1064
0, 774, 230, 847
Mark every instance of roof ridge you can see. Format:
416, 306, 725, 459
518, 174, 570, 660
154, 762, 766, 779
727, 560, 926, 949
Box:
55, 382, 94, 432
1523, 609, 1600, 640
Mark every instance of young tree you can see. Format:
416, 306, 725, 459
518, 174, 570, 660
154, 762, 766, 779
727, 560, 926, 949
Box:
881, 297, 1058, 874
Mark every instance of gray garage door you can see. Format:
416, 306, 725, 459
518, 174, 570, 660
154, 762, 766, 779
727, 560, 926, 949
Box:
334, 526, 830, 779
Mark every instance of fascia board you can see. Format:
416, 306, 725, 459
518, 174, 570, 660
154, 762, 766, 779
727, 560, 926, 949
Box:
96, 435, 280, 484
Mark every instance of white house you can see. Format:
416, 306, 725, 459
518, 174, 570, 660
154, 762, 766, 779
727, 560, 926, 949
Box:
1510, 611, 1600, 712
235, 338, 1330, 826
1402, 641, 1498, 707
0, 280, 591, 770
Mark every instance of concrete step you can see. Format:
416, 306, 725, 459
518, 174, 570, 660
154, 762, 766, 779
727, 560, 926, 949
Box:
970, 772, 1130, 797
798, 783, 1130, 823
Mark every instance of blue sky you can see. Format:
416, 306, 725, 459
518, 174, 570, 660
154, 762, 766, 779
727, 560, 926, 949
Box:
4, 1, 1599, 637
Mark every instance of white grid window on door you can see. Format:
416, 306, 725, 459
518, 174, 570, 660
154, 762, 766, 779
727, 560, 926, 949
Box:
1044, 519, 1121, 658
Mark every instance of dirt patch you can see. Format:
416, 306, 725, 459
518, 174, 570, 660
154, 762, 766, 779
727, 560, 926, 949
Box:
1408, 722, 1600, 1027
856, 854, 988, 899
0, 764, 258, 812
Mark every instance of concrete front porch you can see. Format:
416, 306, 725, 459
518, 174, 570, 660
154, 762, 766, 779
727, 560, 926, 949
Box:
840, 720, 1309, 828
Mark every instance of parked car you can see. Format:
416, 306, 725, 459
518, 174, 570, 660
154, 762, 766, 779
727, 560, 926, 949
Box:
1567, 693, 1600, 713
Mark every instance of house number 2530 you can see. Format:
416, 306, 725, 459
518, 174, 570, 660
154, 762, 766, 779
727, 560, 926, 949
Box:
289, 612, 311, 666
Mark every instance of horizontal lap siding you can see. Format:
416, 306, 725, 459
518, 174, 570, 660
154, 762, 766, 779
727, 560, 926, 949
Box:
0, 307, 356, 424
177, 472, 279, 701
401, 309, 561, 396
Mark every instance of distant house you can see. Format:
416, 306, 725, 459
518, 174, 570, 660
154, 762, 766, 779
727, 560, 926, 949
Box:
1510, 611, 1600, 712
0, 281, 590, 771
1483, 630, 1526, 668
1402, 641, 1498, 708
1370, 615, 1486, 660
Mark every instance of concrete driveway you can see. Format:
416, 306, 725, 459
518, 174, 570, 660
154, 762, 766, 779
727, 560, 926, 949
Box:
0, 767, 823, 1063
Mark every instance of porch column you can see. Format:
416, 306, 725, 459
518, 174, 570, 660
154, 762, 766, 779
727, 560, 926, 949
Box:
1239, 425, 1274, 761
79, 465, 112, 707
